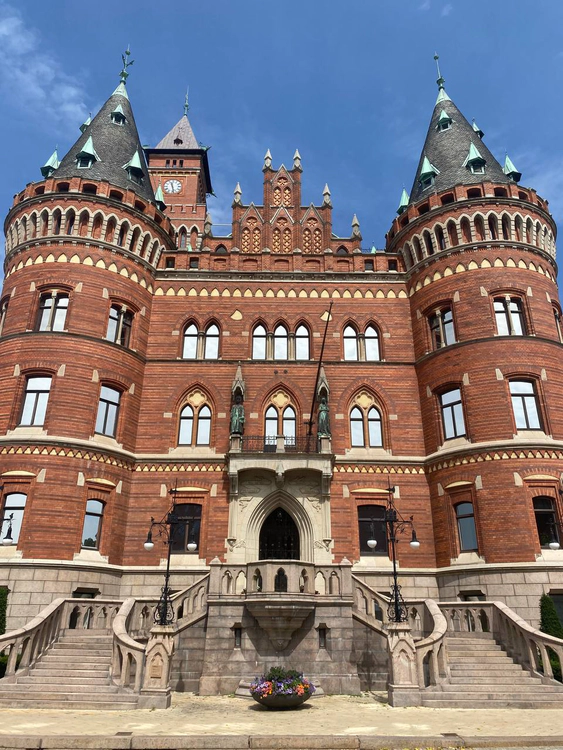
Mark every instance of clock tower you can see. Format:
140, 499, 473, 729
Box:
145, 95, 212, 254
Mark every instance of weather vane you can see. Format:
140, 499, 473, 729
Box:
434, 52, 445, 89
120, 47, 134, 84
184, 87, 190, 116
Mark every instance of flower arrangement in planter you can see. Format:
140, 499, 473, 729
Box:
250, 666, 315, 709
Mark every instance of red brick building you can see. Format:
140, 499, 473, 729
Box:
1, 63, 562, 691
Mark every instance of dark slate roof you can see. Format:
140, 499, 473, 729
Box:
155, 114, 199, 149
54, 82, 156, 204
409, 88, 510, 204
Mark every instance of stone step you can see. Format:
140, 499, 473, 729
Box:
446, 641, 503, 650
422, 690, 563, 701
421, 697, 563, 709
449, 674, 535, 684
17, 675, 111, 685
0, 699, 137, 710
0, 690, 135, 703
448, 654, 514, 662
50, 647, 113, 657
0, 683, 118, 694
38, 654, 110, 664
32, 666, 109, 677
437, 682, 563, 694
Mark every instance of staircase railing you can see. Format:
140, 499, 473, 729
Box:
438, 600, 563, 683
0, 597, 122, 681
351, 574, 389, 634
409, 598, 449, 688
111, 598, 146, 692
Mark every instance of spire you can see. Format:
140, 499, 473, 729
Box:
119, 47, 134, 85
80, 113, 91, 133
263, 149, 272, 171
154, 183, 166, 211
293, 149, 302, 171
322, 184, 332, 207
434, 53, 451, 103
503, 154, 522, 182
397, 188, 409, 215
408, 66, 510, 204
351, 214, 362, 240
155, 112, 198, 150
41, 148, 60, 178
54, 63, 155, 204
472, 119, 484, 139
233, 182, 242, 206
184, 88, 189, 116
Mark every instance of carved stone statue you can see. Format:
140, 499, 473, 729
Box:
230, 394, 245, 435
317, 397, 331, 437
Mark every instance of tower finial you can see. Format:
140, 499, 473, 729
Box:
119, 47, 134, 84
184, 87, 190, 116
434, 52, 445, 90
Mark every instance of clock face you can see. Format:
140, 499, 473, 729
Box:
164, 179, 182, 194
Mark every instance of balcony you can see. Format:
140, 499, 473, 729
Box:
229, 433, 331, 455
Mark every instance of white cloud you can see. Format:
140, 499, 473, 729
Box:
0, 2, 87, 132
419, 0, 431, 9
441, 3, 453, 16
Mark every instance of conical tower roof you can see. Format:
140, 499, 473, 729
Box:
409, 80, 509, 204
155, 113, 199, 150
54, 81, 155, 204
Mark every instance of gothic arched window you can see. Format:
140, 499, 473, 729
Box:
182, 323, 198, 359
343, 325, 359, 361
203, 324, 220, 359
350, 404, 383, 448
364, 325, 380, 361
252, 324, 267, 359
295, 325, 310, 360
273, 324, 288, 360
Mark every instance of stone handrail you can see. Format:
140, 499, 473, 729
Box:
111, 597, 146, 692
351, 574, 390, 634
172, 574, 209, 634
0, 597, 122, 681
438, 600, 563, 683
411, 599, 449, 688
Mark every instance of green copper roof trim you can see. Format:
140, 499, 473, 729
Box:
123, 149, 144, 172
41, 149, 60, 177
420, 155, 439, 178
436, 86, 451, 104
79, 115, 91, 133
154, 183, 166, 209
463, 142, 485, 167
503, 154, 522, 181
438, 109, 452, 123
370, 244, 377, 254
112, 104, 125, 115
77, 136, 100, 161
397, 188, 410, 214
112, 81, 129, 101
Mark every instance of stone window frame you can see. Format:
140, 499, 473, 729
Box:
251, 322, 311, 361
492, 294, 528, 337
94, 384, 122, 438
437, 385, 467, 441
427, 304, 457, 350
19, 373, 53, 427
343, 322, 382, 362
35, 289, 70, 333
508, 378, 543, 432
177, 402, 212, 447
81, 499, 105, 550
181, 319, 221, 361
106, 303, 134, 348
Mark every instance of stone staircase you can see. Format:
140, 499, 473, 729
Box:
421, 632, 563, 708
0, 629, 138, 710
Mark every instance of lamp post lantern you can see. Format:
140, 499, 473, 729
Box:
367, 487, 420, 623
143, 489, 198, 626
1, 514, 13, 546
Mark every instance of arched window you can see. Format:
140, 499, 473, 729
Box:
461, 218, 471, 243
439, 387, 466, 439
1, 492, 27, 545
534, 497, 559, 548
413, 237, 422, 261
52, 209, 61, 235
455, 502, 478, 552
65, 210, 75, 235
295, 325, 310, 360
350, 405, 383, 447
514, 215, 523, 242
264, 405, 278, 449
178, 228, 187, 248
273, 324, 288, 360
428, 306, 456, 349
264, 401, 297, 449
535, 221, 541, 248
435, 225, 446, 251
105, 218, 116, 243
336, 246, 349, 255
501, 214, 511, 240
423, 230, 434, 256
81, 500, 104, 549
183, 323, 198, 359
282, 405, 296, 447
252, 324, 267, 359
178, 403, 212, 446
364, 325, 380, 361
447, 220, 459, 247
526, 218, 533, 244
474, 215, 485, 241
488, 215, 498, 240
203, 324, 219, 359
343, 325, 359, 361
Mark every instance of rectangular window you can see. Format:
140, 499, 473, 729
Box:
455, 502, 478, 551
494, 297, 525, 336
106, 305, 132, 347
95, 385, 121, 437
429, 307, 456, 349
358, 505, 387, 556
37, 292, 69, 332
20, 376, 51, 426
1, 493, 27, 545
533, 497, 558, 548
170, 503, 202, 553
510, 380, 541, 430
440, 388, 466, 439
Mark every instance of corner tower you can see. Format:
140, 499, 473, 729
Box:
386, 62, 562, 610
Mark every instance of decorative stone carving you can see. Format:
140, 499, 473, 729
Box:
386, 622, 421, 707
246, 600, 315, 651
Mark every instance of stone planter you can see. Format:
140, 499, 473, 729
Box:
252, 692, 311, 709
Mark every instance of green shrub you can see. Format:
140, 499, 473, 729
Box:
539, 594, 563, 681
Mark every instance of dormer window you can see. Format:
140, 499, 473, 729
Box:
463, 143, 486, 175
75, 136, 100, 170
122, 149, 145, 186
110, 104, 126, 126
437, 109, 452, 132
418, 155, 439, 191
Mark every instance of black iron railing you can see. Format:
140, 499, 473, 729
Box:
240, 435, 319, 454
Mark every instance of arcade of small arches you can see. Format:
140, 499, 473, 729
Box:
399, 210, 556, 269
5, 206, 169, 267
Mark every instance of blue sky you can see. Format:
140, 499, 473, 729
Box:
0, 0, 561, 253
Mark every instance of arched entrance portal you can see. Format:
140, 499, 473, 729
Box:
259, 507, 300, 560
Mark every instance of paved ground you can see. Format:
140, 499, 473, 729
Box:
1, 693, 563, 747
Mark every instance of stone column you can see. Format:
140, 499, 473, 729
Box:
386, 621, 421, 707
138, 625, 175, 709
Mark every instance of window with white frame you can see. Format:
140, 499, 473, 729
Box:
106, 305, 133, 347
343, 325, 359, 361
252, 324, 267, 360
1, 492, 27, 545
95, 385, 121, 437
295, 325, 310, 360
494, 296, 525, 336
440, 387, 466, 439
20, 376, 52, 426
273, 325, 288, 360
81, 500, 104, 549
178, 403, 211, 446
264, 403, 296, 448
429, 306, 456, 349
203, 324, 220, 359
182, 323, 198, 359
37, 292, 69, 332
350, 405, 383, 447
455, 502, 478, 551
510, 380, 541, 430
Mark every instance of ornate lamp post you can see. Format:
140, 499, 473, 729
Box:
1, 514, 13, 546
367, 487, 420, 623
143, 490, 197, 626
